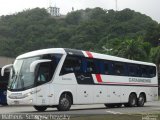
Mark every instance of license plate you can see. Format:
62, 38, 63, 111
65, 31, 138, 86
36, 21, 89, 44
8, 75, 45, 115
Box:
14, 101, 19, 105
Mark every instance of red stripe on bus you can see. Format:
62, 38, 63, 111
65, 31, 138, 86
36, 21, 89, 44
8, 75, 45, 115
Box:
85, 51, 93, 58
85, 51, 103, 83
95, 74, 103, 83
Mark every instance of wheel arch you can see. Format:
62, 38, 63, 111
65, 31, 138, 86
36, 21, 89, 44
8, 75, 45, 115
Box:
129, 92, 137, 98
59, 91, 73, 104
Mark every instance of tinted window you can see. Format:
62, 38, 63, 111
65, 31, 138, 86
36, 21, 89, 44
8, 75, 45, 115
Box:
141, 65, 148, 77
100, 61, 111, 75
36, 54, 62, 85
86, 59, 99, 74
128, 64, 140, 77
148, 66, 156, 78
37, 62, 52, 85
60, 56, 82, 75
113, 62, 125, 75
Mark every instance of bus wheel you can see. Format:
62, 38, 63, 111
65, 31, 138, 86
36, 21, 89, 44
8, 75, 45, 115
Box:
57, 94, 72, 111
104, 104, 115, 108
137, 94, 145, 107
34, 106, 47, 112
128, 93, 137, 107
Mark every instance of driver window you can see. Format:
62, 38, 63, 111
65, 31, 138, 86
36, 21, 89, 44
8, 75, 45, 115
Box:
35, 54, 62, 86
37, 62, 52, 85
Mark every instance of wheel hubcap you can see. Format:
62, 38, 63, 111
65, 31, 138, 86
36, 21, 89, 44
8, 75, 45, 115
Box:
61, 98, 69, 108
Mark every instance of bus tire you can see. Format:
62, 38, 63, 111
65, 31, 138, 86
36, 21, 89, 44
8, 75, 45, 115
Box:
128, 93, 137, 107
57, 94, 72, 111
34, 106, 47, 112
137, 94, 145, 107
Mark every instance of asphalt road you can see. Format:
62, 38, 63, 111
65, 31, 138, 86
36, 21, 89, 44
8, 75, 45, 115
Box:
0, 101, 160, 115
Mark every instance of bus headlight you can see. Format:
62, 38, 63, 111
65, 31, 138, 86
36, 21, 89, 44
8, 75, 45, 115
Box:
8, 92, 31, 99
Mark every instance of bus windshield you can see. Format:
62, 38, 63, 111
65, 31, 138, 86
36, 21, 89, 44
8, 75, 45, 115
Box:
8, 54, 62, 91
8, 57, 40, 91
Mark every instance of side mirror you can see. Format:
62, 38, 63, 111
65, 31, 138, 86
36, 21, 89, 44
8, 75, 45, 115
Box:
30, 59, 51, 72
1, 64, 13, 76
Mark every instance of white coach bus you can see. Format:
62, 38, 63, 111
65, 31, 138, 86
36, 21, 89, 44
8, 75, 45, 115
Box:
1, 48, 158, 111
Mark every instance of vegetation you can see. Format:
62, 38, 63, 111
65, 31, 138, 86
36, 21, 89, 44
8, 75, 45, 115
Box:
0, 7, 160, 65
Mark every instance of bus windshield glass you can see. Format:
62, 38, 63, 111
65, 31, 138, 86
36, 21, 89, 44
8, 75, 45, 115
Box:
8, 54, 62, 91
8, 57, 40, 91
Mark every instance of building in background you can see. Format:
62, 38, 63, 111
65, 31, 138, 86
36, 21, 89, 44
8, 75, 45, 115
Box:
47, 6, 60, 17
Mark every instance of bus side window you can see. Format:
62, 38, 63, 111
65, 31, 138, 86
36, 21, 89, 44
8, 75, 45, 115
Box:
60, 56, 82, 75
86, 59, 99, 74
141, 65, 148, 78
113, 62, 125, 76
36, 54, 62, 85
148, 66, 156, 78
128, 64, 139, 77
101, 61, 110, 75
37, 62, 53, 85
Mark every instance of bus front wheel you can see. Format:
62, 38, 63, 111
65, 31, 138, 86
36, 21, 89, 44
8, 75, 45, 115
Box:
34, 106, 47, 112
57, 94, 72, 111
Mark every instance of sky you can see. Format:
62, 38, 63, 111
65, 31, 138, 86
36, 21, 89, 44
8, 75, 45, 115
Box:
0, 0, 160, 23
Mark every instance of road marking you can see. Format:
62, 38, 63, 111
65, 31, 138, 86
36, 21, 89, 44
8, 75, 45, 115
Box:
106, 110, 123, 114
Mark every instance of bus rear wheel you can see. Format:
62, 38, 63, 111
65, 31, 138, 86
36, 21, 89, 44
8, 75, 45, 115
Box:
128, 93, 137, 107
137, 94, 145, 107
34, 106, 47, 112
57, 94, 72, 111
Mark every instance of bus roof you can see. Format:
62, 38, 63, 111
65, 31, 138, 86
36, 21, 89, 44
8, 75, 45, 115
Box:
16, 48, 156, 66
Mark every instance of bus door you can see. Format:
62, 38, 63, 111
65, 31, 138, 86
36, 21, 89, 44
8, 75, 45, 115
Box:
35, 62, 52, 105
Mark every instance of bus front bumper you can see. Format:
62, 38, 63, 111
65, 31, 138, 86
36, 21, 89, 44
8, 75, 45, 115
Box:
7, 91, 35, 105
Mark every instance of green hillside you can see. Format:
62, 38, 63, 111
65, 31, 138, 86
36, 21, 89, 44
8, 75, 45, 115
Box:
0, 7, 159, 64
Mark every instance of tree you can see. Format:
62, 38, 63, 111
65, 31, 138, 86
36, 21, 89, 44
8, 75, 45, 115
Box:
0, 7, 159, 57
112, 37, 151, 61
150, 46, 160, 72
144, 23, 160, 47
